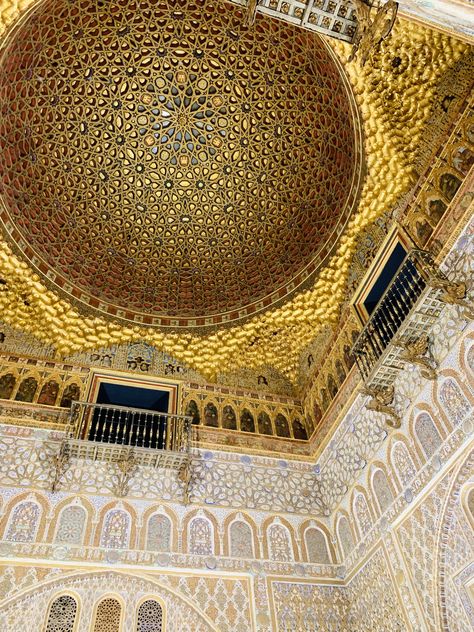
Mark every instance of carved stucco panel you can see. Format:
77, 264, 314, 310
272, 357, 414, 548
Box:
0, 569, 252, 632
395, 470, 453, 630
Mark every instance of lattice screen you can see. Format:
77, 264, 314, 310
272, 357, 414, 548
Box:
45, 595, 78, 632
136, 600, 163, 632
93, 598, 122, 632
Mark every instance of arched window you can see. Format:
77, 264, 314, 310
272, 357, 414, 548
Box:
337, 516, 354, 559
292, 418, 307, 440
372, 469, 394, 514
222, 405, 237, 430
204, 402, 218, 427
93, 598, 121, 632
415, 413, 442, 459
146, 513, 171, 552
392, 441, 416, 487
439, 379, 471, 425
0, 373, 16, 399
240, 409, 255, 433
268, 523, 293, 561
55, 505, 87, 545
229, 520, 254, 559
185, 400, 200, 425
100, 509, 130, 549
189, 517, 213, 555
38, 380, 60, 406
136, 599, 163, 632
60, 384, 81, 408
45, 594, 78, 632
274, 414, 290, 438
304, 527, 330, 564
257, 411, 273, 435
5, 500, 40, 542
354, 493, 372, 537
14, 377, 37, 402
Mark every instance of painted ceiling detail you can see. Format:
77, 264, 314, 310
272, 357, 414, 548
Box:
0, 0, 360, 326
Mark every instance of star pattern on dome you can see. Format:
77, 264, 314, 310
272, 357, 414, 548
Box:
0, 0, 359, 326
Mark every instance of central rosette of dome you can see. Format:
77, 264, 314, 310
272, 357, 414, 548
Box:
0, 0, 360, 326
135, 74, 227, 165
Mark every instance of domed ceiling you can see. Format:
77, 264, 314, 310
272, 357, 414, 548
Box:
0, 0, 360, 327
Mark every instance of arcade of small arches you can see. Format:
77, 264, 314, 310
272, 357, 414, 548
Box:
184, 397, 309, 439
0, 370, 82, 409
0, 364, 310, 439
0, 494, 338, 565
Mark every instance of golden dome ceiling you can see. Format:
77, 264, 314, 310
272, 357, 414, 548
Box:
0, 0, 360, 326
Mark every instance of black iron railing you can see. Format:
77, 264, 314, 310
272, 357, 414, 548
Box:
67, 401, 191, 453
351, 249, 443, 380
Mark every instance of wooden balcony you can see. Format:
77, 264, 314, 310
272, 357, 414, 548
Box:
50, 402, 193, 497
351, 249, 471, 390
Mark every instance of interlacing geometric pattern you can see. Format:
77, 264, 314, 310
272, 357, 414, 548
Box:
354, 493, 372, 537
5, 500, 39, 543
45, 595, 77, 632
229, 520, 254, 559
0, 12, 468, 382
396, 474, 452, 631
437, 453, 474, 632
415, 412, 443, 459
0, 570, 248, 632
344, 548, 408, 631
136, 599, 163, 632
391, 442, 416, 487
54, 505, 86, 545
93, 597, 122, 632
0, 334, 473, 629
0, 0, 357, 325
146, 513, 172, 552
268, 523, 293, 561
100, 509, 130, 549
304, 527, 330, 564
189, 517, 213, 555
439, 378, 471, 425
271, 581, 347, 632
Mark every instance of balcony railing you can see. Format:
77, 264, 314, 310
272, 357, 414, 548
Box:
47, 402, 193, 496
69, 401, 190, 451
57, 401, 192, 471
351, 249, 454, 387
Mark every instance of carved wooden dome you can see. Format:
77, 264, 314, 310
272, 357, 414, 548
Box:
0, 0, 361, 327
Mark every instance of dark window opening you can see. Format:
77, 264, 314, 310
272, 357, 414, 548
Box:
363, 243, 407, 316
88, 383, 170, 449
